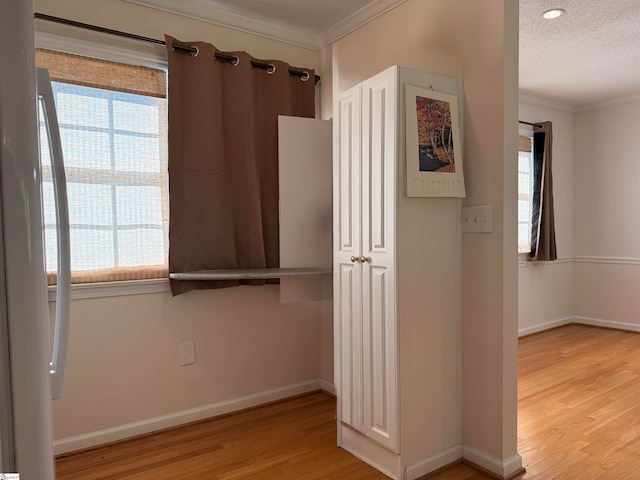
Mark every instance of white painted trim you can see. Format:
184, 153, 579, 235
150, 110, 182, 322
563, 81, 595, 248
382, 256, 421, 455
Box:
518, 257, 573, 268
519, 316, 640, 337
518, 316, 573, 337
518, 93, 575, 113
124, 0, 407, 50
48, 278, 170, 301
125, 0, 318, 50
35, 23, 167, 70
549, 257, 573, 264
320, 379, 337, 396
317, 0, 409, 48
572, 316, 640, 333
53, 379, 323, 455
517, 252, 530, 267
462, 445, 523, 478
340, 425, 401, 479
517, 255, 640, 269
37, 21, 172, 304
574, 255, 640, 265
575, 93, 640, 113
405, 445, 462, 480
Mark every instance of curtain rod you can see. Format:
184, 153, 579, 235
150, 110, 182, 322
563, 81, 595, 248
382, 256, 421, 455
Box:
33, 13, 321, 85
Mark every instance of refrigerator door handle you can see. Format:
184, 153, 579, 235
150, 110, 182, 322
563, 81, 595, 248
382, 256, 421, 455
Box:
37, 67, 71, 400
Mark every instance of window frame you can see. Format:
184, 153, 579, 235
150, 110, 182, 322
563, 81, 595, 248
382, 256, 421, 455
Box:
36, 22, 171, 299
518, 124, 534, 264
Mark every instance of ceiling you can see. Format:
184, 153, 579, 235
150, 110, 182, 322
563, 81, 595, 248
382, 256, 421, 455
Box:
128, 0, 640, 108
520, 0, 640, 107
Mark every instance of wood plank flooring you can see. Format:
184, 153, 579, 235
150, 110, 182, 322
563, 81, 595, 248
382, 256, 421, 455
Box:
517, 324, 640, 480
56, 324, 640, 479
55, 392, 390, 480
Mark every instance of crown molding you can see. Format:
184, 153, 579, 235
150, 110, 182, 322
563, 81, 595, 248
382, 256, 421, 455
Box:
518, 92, 575, 114
317, 0, 408, 47
575, 93, 640, 113
519, 90, 640, 114
125, 0, 319, 50
124, 0, 407, 51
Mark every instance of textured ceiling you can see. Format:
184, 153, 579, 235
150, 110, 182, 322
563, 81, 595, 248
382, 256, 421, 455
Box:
520, 0, 640, 107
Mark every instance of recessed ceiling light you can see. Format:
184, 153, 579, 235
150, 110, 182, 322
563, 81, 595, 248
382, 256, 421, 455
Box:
542, 8, 565, 19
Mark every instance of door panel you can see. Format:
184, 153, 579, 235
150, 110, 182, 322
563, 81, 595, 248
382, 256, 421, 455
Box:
337, 91, 360, 255
335, 85, 363, 432
365, 265, 397, 449
338, 263, 363, 430
361, 70, 398, 451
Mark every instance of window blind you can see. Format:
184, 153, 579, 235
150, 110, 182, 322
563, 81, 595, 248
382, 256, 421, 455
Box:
518, 135, 532, 152
36, 49, 166, 98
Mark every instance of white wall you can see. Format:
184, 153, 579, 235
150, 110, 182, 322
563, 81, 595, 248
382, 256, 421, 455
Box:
518, 99, 575, 335
459, 2, 520, 471
54, 287, 320, 438
574, 98, 640, 329
36, 0, 329, 451
332, 0, 519, 475
518, 95, 640, 334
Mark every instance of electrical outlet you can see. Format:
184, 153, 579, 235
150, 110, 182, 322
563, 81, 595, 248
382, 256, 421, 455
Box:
180, 341, 195, 365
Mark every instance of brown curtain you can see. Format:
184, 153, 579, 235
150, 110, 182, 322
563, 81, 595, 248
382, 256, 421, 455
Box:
165, 36, 315, 295
530, 121, 557, 261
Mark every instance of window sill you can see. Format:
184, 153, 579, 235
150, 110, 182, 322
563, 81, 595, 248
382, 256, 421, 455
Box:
48, 277, 170, 301
518, 252, 531, 267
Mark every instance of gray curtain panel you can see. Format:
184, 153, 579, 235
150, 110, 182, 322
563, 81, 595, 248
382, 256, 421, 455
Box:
165, 36, 315, 295
530, 121, 557, 261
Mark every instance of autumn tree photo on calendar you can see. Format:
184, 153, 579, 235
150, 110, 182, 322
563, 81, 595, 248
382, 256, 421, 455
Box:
415, 96, 456, 173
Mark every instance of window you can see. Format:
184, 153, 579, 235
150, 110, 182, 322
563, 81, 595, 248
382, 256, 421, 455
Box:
36, 49, 168, 284
518, 128, 534, 253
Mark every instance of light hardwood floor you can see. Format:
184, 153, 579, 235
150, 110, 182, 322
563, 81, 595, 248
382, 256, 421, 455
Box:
55, 392, 391, 480
56, 324, 640, 479
517, 324, 640, 480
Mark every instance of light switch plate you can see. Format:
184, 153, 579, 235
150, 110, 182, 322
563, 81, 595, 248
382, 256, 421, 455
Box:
461, 205, 493, 233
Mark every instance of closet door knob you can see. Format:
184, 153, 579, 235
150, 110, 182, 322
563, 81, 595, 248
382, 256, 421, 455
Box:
350, 256, 359, 263
360, 256, 369, 263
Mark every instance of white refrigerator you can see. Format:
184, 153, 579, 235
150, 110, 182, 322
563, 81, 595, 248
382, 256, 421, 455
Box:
0, 0, 70, 478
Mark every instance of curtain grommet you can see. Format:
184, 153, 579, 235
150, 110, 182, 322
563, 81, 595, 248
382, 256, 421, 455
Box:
267, 64, 276, 74
300, 71, 310, 82
190, 46, 199, 58
231, 55, 240, 66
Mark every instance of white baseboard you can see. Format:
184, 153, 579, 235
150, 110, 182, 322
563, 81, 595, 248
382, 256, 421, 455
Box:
519, 315, 640, 337
462, 445, 523, 478
320, 378, 337, 396
518, 316, 573, 337
405, 445, 462, 480
571, 315, 640, 333
54, 378, 323, 455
